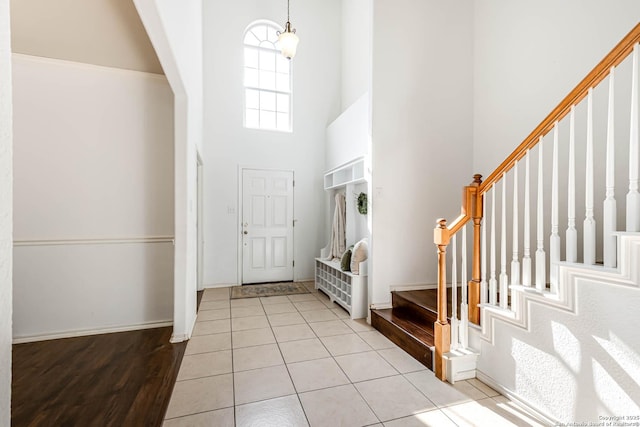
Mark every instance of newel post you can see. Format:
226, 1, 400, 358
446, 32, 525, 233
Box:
469, 174, 483, 325
433, 218, 451, 381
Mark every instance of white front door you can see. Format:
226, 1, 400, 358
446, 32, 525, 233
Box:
241, 169, 294, 284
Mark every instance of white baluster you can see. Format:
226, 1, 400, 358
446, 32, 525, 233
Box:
604, 67, 617, 268
460, 226, 468, 349
584, 88, 596, 265
627, 43, 640, 232
489, 187, 498, 306
451, 234, 458, 349
550, 123, 560, 294
500, 176, 509, 308
511, 162, 520, 286
523, 151, 532, 287
480, 197, 488, 304
536, 139, 546, 292
567, 107, 578, 262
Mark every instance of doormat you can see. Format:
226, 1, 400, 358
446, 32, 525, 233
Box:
231, 282, 310, 299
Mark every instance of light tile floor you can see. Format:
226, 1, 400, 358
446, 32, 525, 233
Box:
163, 283, 544, 427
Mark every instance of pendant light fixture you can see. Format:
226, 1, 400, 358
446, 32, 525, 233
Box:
277, 0, 299, 60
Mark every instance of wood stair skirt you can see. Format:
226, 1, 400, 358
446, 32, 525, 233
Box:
371, 290, 441, 371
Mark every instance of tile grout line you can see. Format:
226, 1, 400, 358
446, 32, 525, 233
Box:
181, 286, 495, 426
314, 287, 449, 425
302, 291, 383, 426
166, 290, 233, 422
227, 294, 237, 427
264, 291, 317, 426
201, 289, 238, 426
465, 377, 498, 397
164, 406, 235, 423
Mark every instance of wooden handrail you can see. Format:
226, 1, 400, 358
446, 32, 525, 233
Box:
441, 22, 640, 245
479, 22, 640, 195
442, 177, 481, 236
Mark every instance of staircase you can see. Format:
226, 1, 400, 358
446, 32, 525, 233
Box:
370, 23, 640, 412
371, 288, 463, 371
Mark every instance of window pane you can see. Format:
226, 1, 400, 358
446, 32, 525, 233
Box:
276, 55, 290, 74
244, 68, 259, 87
259, 50, 276, 71
277, 113, 290, 131
267, 26, 278, 43
259, 70, 276, 90
246, 109, 259, 128
276, 73, 290, 92
261, 111, 276, 129
260, 40, 277, 51
246, 89, 259, 109
260, 91, 276, 111
243, 22, 293, 132
244, 32, 260, 46
276, 94, 290, 113
251, 26, 266, 42
244, 48, 258, 69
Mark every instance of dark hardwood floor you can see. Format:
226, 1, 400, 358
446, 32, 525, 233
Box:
12, 291, 203, 427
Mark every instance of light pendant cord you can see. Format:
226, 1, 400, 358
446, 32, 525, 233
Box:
284, 0, 295, 34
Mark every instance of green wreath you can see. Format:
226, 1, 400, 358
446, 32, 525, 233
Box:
357, 192, 368, 215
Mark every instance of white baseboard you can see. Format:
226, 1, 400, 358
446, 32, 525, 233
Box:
170, 333, 189, 343
13, 320, 173, 344
390, 283, 437, 292
370, 302, 392, 310
476, 370, 559, 426
171, 309, 198, 343
203, 283, 239, 289
203, 280, 314, 289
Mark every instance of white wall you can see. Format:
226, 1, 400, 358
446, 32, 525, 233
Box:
203, 0, 342, 286
0, 0, 12, 422
473, 0, 640, 175
478, 277, 640, 423
12, 55, 174, 340
326, 94, 369, 171
134, 0, 203, 342
370, 0, 474, 305
342, 0, 372, 110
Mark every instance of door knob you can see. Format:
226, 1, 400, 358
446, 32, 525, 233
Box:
243, 231, 248, 234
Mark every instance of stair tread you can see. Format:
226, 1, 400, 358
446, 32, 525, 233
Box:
372, 308, 435, 346
393, 288, 463, 319
393, 289, 438, 312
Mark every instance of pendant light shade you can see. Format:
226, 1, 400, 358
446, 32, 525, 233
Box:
277, 0, 299, 60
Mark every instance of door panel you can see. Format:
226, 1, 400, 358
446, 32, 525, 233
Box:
250, 237, 266, 268
272, 237, 287, 267
272, 196, 287, 226
242, 169, 294, 284
251, 196, 266, 226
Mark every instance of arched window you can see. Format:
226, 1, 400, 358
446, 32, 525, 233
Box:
243, 21, 292, 132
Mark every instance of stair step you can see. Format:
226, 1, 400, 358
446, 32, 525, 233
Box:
392, 290, 439, 324
371, 288, 469, 372
393, 288, 463, 322
371, 307, 434, 370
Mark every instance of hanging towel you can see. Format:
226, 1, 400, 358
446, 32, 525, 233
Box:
327, 192, 346, 260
